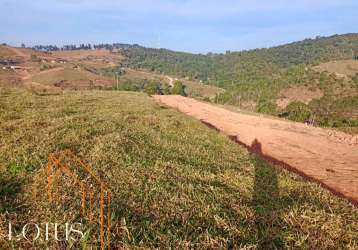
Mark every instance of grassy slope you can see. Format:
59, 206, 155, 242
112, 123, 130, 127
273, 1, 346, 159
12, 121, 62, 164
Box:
31, 68, 100, 85
0, 88, 357, 249
0, 46, 17, 57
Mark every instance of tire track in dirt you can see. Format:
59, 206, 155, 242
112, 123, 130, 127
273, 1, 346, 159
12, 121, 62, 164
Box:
154, 95, 358, 206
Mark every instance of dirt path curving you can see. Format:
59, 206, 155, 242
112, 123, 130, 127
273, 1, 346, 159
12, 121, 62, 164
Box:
154, 95, 358, 205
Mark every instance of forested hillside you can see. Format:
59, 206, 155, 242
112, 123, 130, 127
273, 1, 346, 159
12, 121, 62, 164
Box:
121, 34, 358, 84
121, 34, 358, 130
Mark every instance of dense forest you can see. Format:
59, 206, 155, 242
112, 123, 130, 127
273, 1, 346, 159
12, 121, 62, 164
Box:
121, 33, 358, 128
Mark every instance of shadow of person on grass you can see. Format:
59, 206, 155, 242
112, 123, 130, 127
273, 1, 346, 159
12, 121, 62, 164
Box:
0, 175, 24, 213
251, 139, 283, 249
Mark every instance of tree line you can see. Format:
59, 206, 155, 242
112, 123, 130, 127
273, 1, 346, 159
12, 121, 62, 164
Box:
29, 43, 144, 52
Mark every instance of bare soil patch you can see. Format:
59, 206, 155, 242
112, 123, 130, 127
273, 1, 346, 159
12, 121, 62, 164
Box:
277, 85, 323, 108
313, 59, 358, 77
155, 95, 358, 205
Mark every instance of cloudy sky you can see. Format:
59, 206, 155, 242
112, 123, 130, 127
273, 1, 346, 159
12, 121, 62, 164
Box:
0, 0, 357, 53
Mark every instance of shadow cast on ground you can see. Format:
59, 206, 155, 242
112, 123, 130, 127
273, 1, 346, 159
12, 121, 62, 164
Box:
0, 175, 24, 213
251, 139, 283, 249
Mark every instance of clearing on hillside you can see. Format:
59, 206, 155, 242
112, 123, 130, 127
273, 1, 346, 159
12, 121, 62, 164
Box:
313, 59, 358, 77
276, 85, 324, 109
30, 67, 113, 89
53, 49, 123, 61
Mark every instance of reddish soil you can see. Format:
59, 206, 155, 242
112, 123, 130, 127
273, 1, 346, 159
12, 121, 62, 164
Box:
154, 95, 358, 205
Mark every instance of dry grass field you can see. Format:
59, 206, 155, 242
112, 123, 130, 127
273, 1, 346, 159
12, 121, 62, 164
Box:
313, 59, 358, 77
53, 49, 123, 61
31, 67, 114, 89
0, 46, 17, 57
0, 87, 357, 249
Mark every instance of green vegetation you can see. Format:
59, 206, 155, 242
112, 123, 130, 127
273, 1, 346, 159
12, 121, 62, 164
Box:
0, 88, 357, 248
121, 34, 358, 87
144, 80, 161, 95
257, 100, 278, 115
114, 79, 188, 96
113, 79, 145, 92
280, 102, 312, 122
171, 81, 187, 96
310, 95, 358, 127
120, 34, 358, 131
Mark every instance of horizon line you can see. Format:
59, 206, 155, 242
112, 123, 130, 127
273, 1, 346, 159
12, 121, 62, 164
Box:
3, 32, 357, 55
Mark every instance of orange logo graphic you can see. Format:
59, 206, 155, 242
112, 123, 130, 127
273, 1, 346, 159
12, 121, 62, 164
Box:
46, 149, 111, 249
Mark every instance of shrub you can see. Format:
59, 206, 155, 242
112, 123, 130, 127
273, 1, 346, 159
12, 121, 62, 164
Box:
280, 102, 312, 122
171, 81, 187, 96
114, 80, 141, 91
257, 99, 278, 115
144, 81, 162, 95
161, 83, 171, 95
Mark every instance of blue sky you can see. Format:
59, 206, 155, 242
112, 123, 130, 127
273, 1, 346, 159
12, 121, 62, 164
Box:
0, 0, 357, 53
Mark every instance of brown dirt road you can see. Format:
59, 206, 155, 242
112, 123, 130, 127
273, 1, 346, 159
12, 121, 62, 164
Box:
154, 95, 358, 205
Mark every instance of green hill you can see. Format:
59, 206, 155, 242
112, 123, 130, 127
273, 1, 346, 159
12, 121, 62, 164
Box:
121, 34, 358, 83
121, 34, 358, 130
